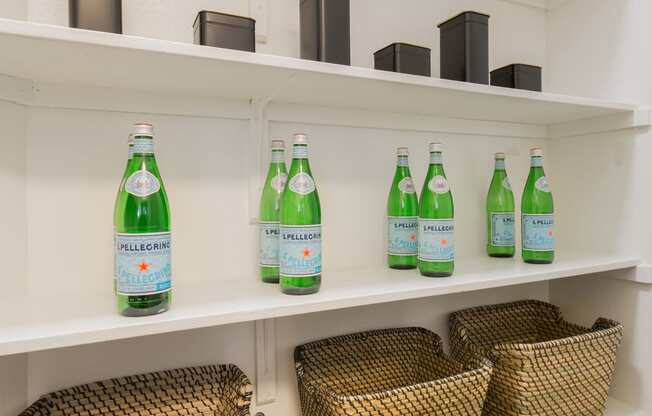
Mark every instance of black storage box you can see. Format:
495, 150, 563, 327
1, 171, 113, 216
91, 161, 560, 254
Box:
374, 43, 431, 77
69, 0, 122, 34
193, 11, 255, 52
300, 0, 350, 65
437, 11, 489, 84
491, 64, 542, 91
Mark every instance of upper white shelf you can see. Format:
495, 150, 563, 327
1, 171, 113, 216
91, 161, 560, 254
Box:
0, 18, 647, 127
0, 252, 637, 357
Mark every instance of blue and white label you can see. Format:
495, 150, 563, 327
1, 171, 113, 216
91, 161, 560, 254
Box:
522, 214, 555, 251
133, 137, 154, 154
259, 221, 280, 267
116, 232, 171, 296
388, 216, 418, 256
491, 213, 515, 246
531, 156, 543, 167
125, 170, 160, 197
495, 159, 506, 170
430, 152, 442, 164
397, 156, 409, 167
280, 225, 321, 277
418, 219, 454, 262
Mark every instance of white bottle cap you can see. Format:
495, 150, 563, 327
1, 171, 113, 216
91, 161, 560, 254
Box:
530, 148, 543, 157
397, 147, 409, 156
429, 142, 442, 153
133, 122, 153, 136
271, 139, 285, 150
293, 133, 308, 144
495, 152, 506, 159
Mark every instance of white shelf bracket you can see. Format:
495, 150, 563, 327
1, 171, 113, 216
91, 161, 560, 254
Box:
255, 319, 277, 405
608, 264, 652, 285
548, 107, 651, 138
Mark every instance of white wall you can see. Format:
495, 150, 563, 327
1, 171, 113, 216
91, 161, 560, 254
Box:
546, 0, 652, 413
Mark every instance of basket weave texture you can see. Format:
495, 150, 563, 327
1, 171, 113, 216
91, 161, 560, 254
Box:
20, 364, 253, 416
449, 300, 623, 416
294, 327, 493, 416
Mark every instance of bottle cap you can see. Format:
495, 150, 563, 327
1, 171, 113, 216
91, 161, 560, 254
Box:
271, 139, 285, 150
133, 122, 153, 136
429, 142, 442, 153
495, 152, 505, 159
530, 148, 543, 157
293, 133, 308, 144
397, 147, 409, 156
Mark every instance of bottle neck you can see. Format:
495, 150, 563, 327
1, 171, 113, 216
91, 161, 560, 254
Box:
397, 155, 409, 167
292, 144, 308, 159
530, 156, 543, 168
132, 135, 155, 157
270, 149, 285, 164
429, 152, 443, 166
494, 158, 505, 171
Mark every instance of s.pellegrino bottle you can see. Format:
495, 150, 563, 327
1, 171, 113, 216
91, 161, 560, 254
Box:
418, 143, 454, 277
279, 133, 321, 295
387, 147, 418, 269
259, 139, 288, 283
521, 148, 554, 264
113, 134, 134, 294
115, 123, 172, 316
486, 152, 515, 257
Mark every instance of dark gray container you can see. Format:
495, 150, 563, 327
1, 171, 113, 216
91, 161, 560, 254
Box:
374, 43, 431, 77
300, 0, 350, 65
193, 11, 256, 52
69, 0, 122, 34
437, 11, 489, 84
491, 64, 542, 91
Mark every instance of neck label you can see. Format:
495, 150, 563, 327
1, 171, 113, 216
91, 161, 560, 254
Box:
115, 232, 171, 296
430, 152, 442, 164
271, 150, 285, 163
288, 172, 315, 195
293, 145, 308, 159
397, 156, 409, 167
495, 159, 505, 170
133, 137, 154, 154
279, 225, 322, 277
125, 170, 161, 197
531, 156, 543, 167
398, 177, 416, 193
428, 175, 450, 194
388, 216, 418, 256
418, 219, 455, 262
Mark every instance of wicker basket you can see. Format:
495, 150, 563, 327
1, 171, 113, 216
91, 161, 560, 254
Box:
294, 327, 493, 416
20, 364, 253, 416
449, 300, 623, 416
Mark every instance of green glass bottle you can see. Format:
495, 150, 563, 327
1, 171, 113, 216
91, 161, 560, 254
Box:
418, 143, 454, 277
486, 152, 515, 257
113, 134, 134, 294
115, 123, 172, 316
259, 139, 288, 283
387, 147, 418, 269
279, 133, 321, 295
521, 148, 554, 264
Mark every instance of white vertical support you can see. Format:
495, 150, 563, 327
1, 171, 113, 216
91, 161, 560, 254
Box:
248, 98, 270, 224
255, 319, 277, 405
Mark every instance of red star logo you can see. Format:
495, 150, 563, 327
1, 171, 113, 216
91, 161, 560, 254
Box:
138, 262, 150, 272
548, 231, 553, 237
410, 234, 417, 241
440, 239, 448, 246
302, 248, 312, 258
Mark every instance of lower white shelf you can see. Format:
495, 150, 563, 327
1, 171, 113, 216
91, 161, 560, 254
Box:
605, 397, 647, 416
0, 252, 638, 356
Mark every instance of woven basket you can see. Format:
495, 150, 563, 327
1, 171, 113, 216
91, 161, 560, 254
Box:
20, 364, 253, 416
449, 300, 623, 416
294, 327, 493, 416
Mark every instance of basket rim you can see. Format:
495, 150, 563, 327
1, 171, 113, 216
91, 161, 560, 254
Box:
295, 327, 493, 403
450, 300, 623, 353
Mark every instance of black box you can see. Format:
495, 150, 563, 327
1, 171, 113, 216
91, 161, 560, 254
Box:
374, 43, 431, 77
437, 11, 489, 84
300, 0, 350, 65
193, 11, 256, 52
491, 64, 542, 91
69, 0, 122, 34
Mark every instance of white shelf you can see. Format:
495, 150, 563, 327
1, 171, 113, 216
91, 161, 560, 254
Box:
605, 398, 648, 416
0, 18, 647, 128
0, 252, 637, 357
